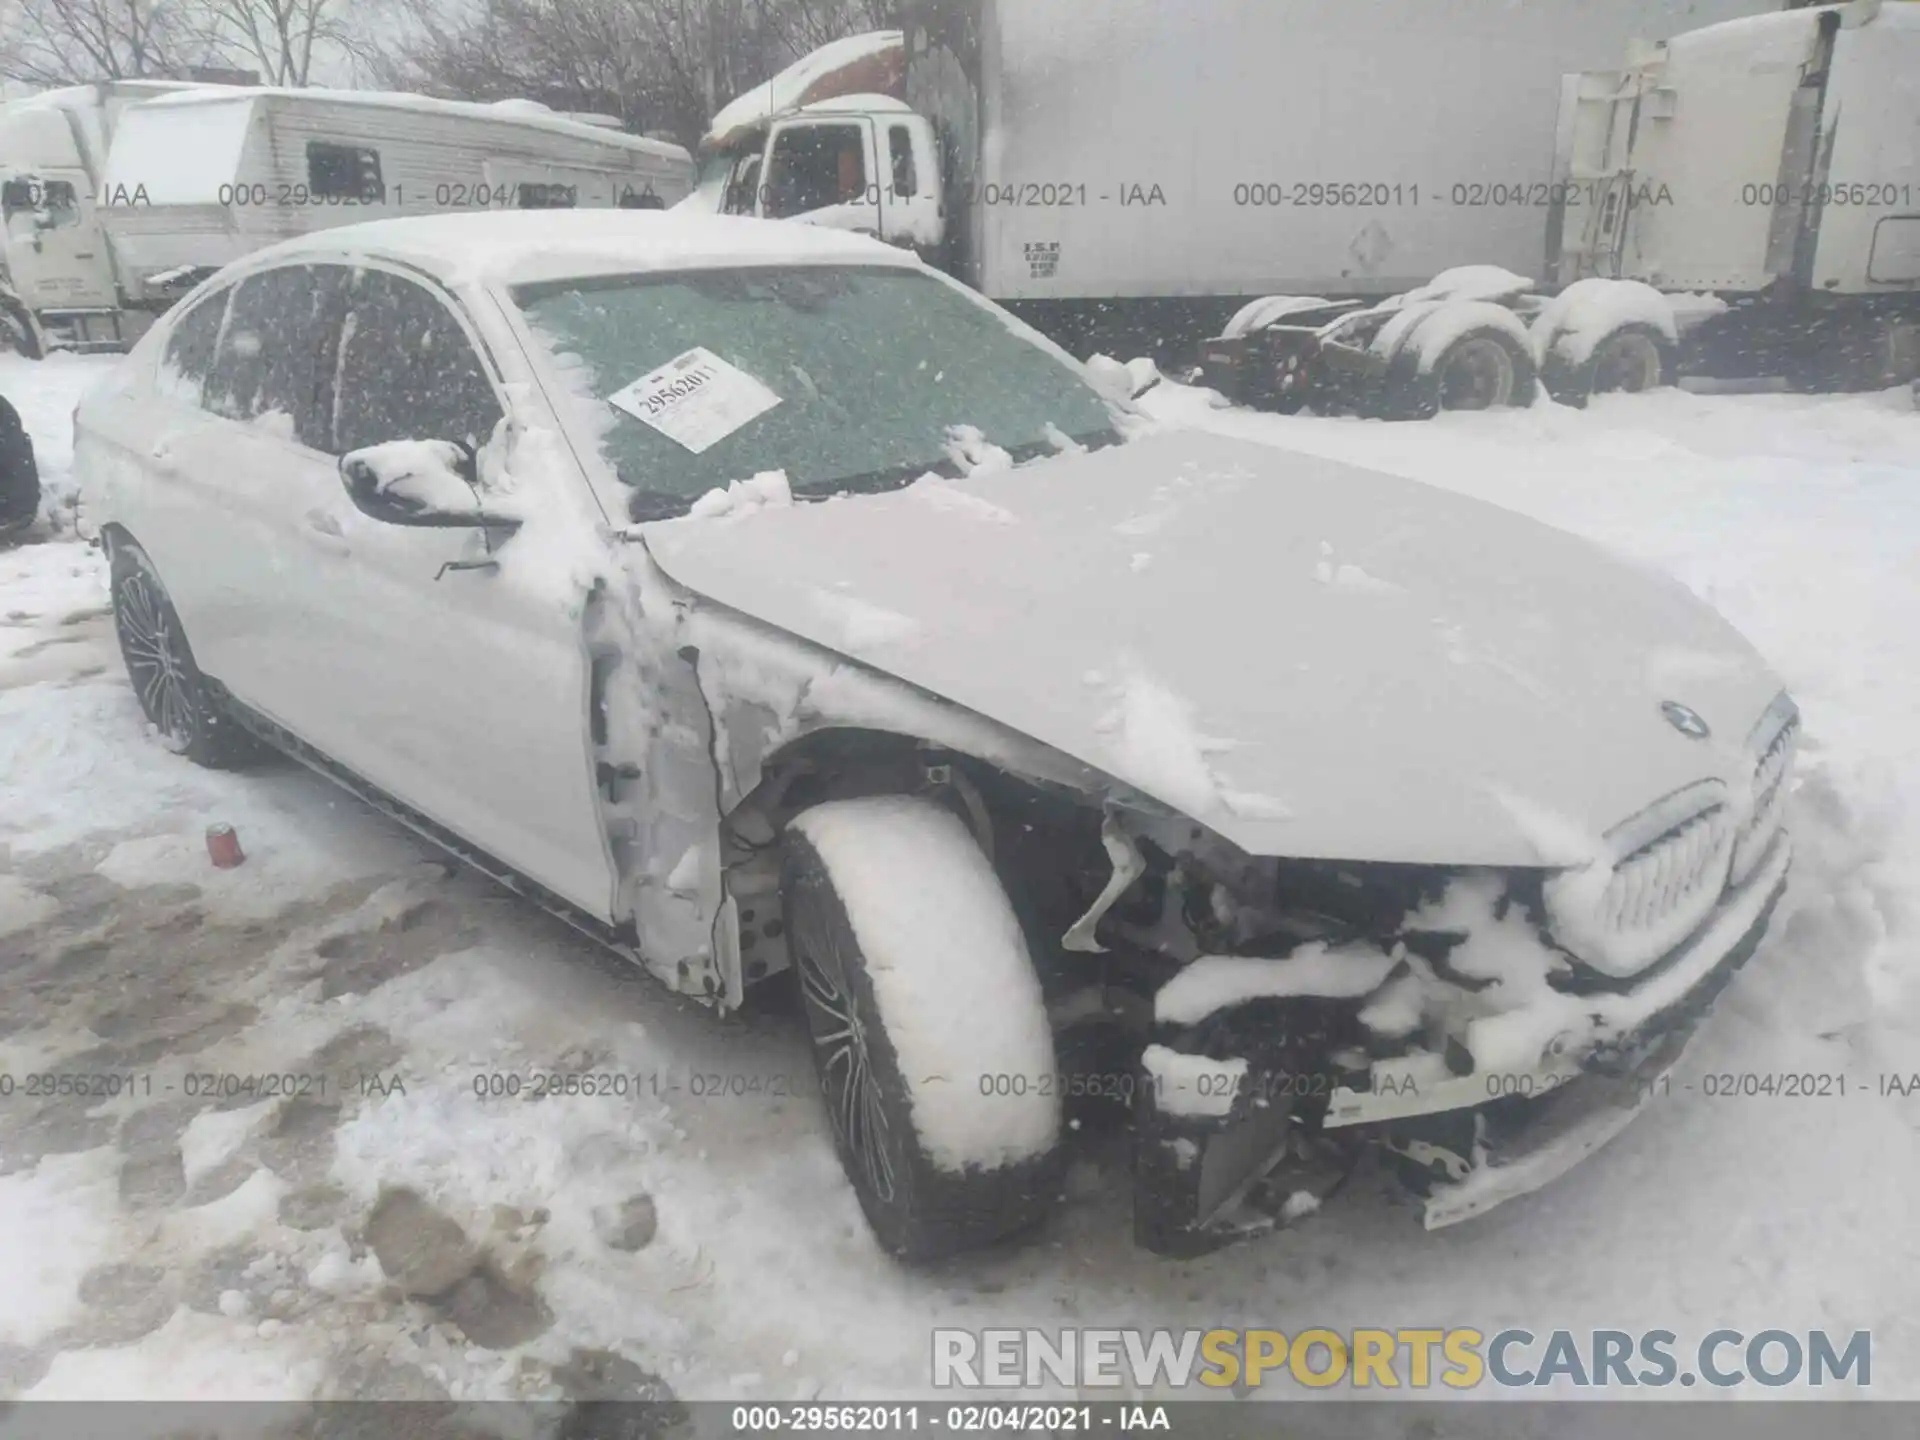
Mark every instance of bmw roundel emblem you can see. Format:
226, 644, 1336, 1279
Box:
1660, 700, 1711, 739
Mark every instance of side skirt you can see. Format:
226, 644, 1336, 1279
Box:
210, 683, 656, 974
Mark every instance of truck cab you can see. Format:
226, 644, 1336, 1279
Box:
1, 82, 219, 353
0, 103, 114, 351
706, 98, 946, 258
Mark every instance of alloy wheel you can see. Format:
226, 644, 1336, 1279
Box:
792, 895, 899, 1205
116, 570, 200, 751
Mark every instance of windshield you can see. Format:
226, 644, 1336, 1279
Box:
513, 265, 1120, 521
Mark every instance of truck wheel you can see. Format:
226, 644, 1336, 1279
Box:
782, 796, 1062, 1260
1541, 323, 1677, 409
1380, 320, 1537, 421
0, 300, 41, 360
110, 540, 259, 768
0, 398, 37, 537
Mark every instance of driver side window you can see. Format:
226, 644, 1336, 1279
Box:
331, 271, 504, 456
764, 124, 868, 218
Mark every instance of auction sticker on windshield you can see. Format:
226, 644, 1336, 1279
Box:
607, 346, 783, 453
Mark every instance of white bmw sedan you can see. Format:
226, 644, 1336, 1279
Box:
76, 212, 1797, 1260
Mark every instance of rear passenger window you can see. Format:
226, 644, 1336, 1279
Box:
307, 142, 382, 201
158, 287, 231, 407
332, 271, 504, 455
204, 265, 350, 446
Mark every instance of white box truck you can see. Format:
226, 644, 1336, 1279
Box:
1, 86, 695, 357
694, 0, 1781, 359
0, 81, 217, 355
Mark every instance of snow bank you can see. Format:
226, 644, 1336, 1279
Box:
1083, 355, 1160, 403
1531, 278, 1678, 368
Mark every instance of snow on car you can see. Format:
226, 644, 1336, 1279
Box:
74, 210, 1797, 1260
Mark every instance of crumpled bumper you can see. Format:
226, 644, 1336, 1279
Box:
1130, 830, 1792, 1254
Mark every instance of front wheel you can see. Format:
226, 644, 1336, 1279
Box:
110, 541, 258, 768
782, 795, 1063, 1260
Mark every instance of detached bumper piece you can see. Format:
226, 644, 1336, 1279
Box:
1131, 1008, 1359, 1258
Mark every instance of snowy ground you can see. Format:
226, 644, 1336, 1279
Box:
3, 349, 1918, 1407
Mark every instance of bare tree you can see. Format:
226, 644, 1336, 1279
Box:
0, 0, 192, 85
380, 0, 898, 150
190, 0, 369, 84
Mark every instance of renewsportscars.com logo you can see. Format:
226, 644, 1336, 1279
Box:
932, 1328, 1872, 1392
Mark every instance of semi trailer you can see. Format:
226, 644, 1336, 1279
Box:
1204, 0, 1920, 415
698, 0, 1919, 413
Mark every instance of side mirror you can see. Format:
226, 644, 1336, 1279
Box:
339, 440, 519, 530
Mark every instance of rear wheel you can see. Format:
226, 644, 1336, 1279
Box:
1541, 323, 1677, 408
110, 541, 258, 768
1380, 317, 1538, 421
782, 796, 1062, 1260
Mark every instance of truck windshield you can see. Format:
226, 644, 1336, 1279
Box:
514, 266, 1119, 520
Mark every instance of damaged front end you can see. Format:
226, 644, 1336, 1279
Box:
1059, 703, 1798, 1255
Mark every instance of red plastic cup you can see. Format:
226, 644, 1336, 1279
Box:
206, 823, 246, 869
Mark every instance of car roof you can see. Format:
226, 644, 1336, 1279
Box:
233, 211, 924, 291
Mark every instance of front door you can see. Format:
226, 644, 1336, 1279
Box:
759, 117, 882, 237
1, 168, 114, 309
270, 264, 617, 919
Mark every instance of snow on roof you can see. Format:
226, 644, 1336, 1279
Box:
133, 86, 691, 163
238, 210, 921, 289
703, 30, 904, 152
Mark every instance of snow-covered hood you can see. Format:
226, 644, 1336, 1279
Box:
639, 431, 1785, 867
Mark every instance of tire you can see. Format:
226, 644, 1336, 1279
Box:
1379, 315, 1538, 422
0, 398, 37, 537
109, 540, 259, 768
0, 299, 41, 359
782, 795, 1063, 1260
1541, 323, 1677, 409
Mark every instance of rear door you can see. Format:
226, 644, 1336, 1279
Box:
115, 266, 345, 704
